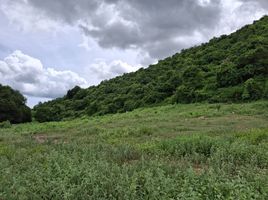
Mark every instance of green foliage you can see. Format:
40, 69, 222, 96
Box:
1, 102, 268, 199
0, 84, 32, 123
66, 86, 82, 99
34, 16, 268, 122
0, 120, 11, 129
264, 80, 268, 98
216, 61, 240, 87
34, 102, 64, 122
242, 78, 263, 100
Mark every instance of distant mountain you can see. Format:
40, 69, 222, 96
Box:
0, 84, 32, 123
34, 16, 268, 122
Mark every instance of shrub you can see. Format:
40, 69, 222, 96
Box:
212, 86, 244, 102
216, 62, 241, 87
159, 135, 215, 158
110, 145, 141, 164
264, 80, 268, 99
242, 78, 263, 100
0, 120, 12, 129
173, 85, 196, 103
137, 127, 153, 136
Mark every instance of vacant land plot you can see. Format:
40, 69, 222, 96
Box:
1, 101, 268, 199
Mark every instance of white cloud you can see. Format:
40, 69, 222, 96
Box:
87, 60, 140, 84
0, 50, 88, 98
0, 0, 64, 32
213, 0, 267, 36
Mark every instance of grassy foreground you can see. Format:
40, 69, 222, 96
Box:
1, 101, 268, 199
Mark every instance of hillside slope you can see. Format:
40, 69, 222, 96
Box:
0, 84, 32, 123
34, 16, 268, 122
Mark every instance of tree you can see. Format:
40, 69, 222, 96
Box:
0, 84, 32, 123
66, 86, 82, 99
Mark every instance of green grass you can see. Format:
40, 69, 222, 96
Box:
1, 101, 268, 199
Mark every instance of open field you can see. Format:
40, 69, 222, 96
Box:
1, 101, 268, 199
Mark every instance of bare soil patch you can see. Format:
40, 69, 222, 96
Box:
32, 134, 64, 144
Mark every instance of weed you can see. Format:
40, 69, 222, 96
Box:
0, 101, 268, 199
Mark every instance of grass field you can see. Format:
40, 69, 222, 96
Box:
1, 101, 268, 199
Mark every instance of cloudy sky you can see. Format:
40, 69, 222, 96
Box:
0, 0, 267, 107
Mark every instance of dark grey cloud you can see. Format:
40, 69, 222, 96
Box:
83, 0, 222, 59
6, 0, 268, 61
27, 0, 99, 24
25, 0, 222, 60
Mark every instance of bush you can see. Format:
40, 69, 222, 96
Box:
242, 78, 263, 100
110, 145, 141, 164
212, 86, 244, 102
216, 62, 241, 87
264, 80, 268, 99
159, 135, 215, 158
137, 127, 153, 136
34, 105, 63, 122
0, 120, 12, 129
173, 85, 196, 103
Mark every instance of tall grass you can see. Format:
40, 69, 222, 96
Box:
0, 101, 268, 199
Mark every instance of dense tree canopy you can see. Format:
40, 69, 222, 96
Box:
0, 84, 32, 123
34, 16, 268, 122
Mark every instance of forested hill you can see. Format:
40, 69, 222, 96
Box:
34, 16, 268, 122
0, 84, 32, 124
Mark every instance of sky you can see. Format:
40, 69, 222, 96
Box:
0, 0, 267, 107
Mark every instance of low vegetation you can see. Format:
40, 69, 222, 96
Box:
1, 101, 268, 199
